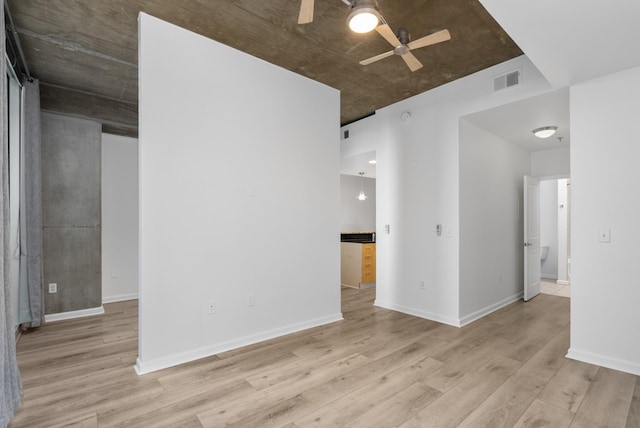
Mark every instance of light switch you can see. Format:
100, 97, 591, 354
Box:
598, 228, 611, 243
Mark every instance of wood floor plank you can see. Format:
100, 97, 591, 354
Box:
570, 367, 636, 428
9, 288, 640, 428
344, 381, 441, 428
537, 359, 600, 412
401, 356, 522, 428
292, 356, 443, 427
502, 319, 564, 363
513, 399, 574, 428
291, 334, 382, 359
422, 336, 514, 392
456, 373, 543, 428
515, 323, 570, 383
627, 378, 640, 428
196, 353, 373, 427
245, 335, 382, 390
98, 378, 254, 426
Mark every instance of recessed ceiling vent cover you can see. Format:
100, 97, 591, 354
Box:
493, 69, 521, 92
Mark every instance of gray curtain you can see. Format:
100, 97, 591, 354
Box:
21, 79, 44, 328
1, 4, 24, 427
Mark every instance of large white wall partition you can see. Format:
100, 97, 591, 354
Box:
341, 55, 553, 326
102, 133, 139, 303
458, 120, 530, 324
568, 66, 640, 375
137, 13, 341, 373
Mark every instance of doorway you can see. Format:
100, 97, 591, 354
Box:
540, 177, 571, 298
339, 150, 377, 293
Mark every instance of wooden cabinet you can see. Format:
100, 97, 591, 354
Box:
341, 242, 376, 289
361, 243, 376, 283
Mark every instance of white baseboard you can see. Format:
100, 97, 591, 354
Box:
135, 312, 344, 375
374, 300, 461, 327
375, 293, 522, 328
541, 274, 558, 280
458, 292, 523, 327
557, 280, 570, 286
103, 293, 139, 304
45, 306, 105, 323
566, 348, 640, 376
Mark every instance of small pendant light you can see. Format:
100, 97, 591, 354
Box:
357, 172, 368, 201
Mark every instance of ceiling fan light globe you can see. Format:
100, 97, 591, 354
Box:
347, 7, 380, 33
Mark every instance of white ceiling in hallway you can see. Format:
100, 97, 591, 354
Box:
341, 150, 377, 178
463, 88, 570, 152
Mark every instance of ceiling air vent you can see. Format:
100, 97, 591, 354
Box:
343, 129, 350, 140
493, 69, 521, 92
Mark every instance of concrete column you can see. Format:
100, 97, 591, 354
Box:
41, 113, 101, 314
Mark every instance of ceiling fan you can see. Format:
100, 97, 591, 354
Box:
360, 25, 451, 72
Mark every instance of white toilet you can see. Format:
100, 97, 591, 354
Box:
541, 246, 549, 262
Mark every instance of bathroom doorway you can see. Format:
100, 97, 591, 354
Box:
539, 177, 571, 297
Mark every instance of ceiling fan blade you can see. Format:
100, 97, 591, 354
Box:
407, 29, 451, 50
298, 0, 314, 24
375, 24, 402, 48
401, 52, 423, 72
359, 50, 395, 66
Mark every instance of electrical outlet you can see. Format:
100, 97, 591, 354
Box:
420, 281, 425, 290
48, 283, 57, 294
248, 293, 255, 307
207, 301, 216, 315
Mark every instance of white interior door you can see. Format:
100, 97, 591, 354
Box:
524, 175, 541, 301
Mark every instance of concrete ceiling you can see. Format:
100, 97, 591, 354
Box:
7, 0, 523, 138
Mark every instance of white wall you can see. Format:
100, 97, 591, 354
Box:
568, 66, 640, 375
540, 180, 558, 279
137, 14, 341, 373
458, 120, 530, 323
102, 133, 139, 303
342, 55, 553, 326
531, 147, 570, 177
340, 174, 375, 232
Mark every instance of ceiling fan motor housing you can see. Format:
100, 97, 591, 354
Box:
393, 27, 411, 55
397, 28, 411, 45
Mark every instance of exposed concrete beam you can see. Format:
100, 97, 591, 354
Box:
40, 83, 138, 138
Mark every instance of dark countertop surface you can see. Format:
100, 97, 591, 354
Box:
341, 232, 375, 244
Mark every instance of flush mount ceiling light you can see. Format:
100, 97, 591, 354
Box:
347, 0, 381, 33
532, 126, 558, 139
357, 172, 368, 200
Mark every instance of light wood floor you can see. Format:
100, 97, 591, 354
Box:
10, 288, 640, 427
